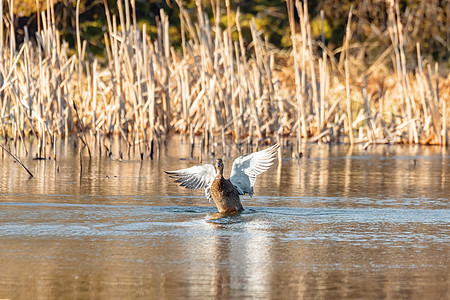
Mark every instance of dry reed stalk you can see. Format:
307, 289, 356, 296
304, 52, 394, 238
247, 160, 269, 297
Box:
287, 0, 303, 152
319, 52, 327, 133
235, 9, 248, 140
344, 6, 354, 145
248, 20, 263, 139
296, 1, 308, 142
305, 5, 319, 134
416, 43, 429, 121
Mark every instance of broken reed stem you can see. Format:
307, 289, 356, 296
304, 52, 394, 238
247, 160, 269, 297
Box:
0, 143, 33, 177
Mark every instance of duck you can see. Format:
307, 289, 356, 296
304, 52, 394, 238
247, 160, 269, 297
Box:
165, 143, 280, 213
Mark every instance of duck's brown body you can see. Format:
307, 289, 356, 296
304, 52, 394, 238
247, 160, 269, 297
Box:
210, 173, 244, 213
210, 158, 244, 213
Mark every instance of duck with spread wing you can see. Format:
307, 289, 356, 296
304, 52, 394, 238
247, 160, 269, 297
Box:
165, 143, 280, 213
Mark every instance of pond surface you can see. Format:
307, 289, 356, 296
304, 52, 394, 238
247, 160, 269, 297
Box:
0, 137, 449, 299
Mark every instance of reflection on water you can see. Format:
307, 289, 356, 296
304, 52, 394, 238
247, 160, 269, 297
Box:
0, 136, 449, 299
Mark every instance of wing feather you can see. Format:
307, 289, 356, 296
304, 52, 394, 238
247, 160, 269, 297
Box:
229, 143, 280, 196
165, 164, 216, 201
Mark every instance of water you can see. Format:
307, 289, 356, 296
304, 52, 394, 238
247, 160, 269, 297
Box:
0, 137, 449, 299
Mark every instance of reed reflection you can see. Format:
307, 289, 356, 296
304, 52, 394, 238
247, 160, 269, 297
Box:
266, 143, 449, 207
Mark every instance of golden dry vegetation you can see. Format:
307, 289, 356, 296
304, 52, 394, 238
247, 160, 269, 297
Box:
0, 0, 449, 159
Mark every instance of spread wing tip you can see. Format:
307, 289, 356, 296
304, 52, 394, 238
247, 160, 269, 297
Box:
164, 170, 183, 180
265, 142, 280, 154
165, 164, 216, 195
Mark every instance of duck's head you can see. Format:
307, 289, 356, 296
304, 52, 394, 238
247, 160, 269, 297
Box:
215, 158, 224, 174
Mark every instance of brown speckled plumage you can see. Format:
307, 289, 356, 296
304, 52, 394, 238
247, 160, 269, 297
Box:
210, 159, 243, 213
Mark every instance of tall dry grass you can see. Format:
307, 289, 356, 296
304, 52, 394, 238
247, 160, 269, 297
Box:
0, 0, 448, 160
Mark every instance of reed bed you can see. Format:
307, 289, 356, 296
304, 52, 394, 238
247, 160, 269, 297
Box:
0, 0, 448, 160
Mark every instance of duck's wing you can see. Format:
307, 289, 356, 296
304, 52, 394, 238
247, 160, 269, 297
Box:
229, 143, 280, 196
165, 164, 216, 202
